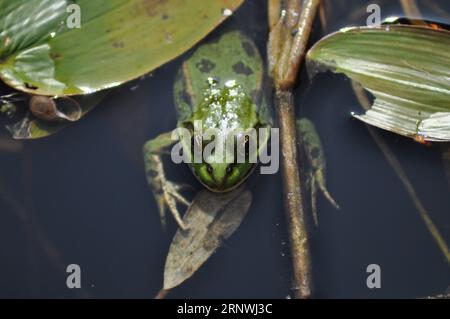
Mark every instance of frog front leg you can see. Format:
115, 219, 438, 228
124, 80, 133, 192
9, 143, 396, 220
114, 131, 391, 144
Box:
143, 131, 190, 230
297, 119, 340, 225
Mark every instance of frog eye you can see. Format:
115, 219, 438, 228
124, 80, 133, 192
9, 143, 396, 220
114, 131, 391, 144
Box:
183, 122, 194, 132
244, 136, 250, 156
206, 164, 213, 175
238, 135, 250, 154
190, 136, 195, 152
226, 164, 234, 176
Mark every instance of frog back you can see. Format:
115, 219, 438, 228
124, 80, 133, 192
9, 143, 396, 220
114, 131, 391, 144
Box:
173, 31, 265, 123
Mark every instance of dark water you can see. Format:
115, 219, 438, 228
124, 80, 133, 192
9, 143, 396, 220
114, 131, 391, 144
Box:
0, 0, 449, 298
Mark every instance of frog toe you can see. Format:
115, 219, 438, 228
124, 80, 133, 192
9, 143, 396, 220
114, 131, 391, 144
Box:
320, 186, 340, 211
320, 185, 341, 210
161, 181, 192, 230
163, 193, 188, 231
172, 183, 196, 193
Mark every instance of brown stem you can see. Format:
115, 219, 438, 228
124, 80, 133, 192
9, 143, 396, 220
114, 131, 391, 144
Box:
0, 137, 22, 153
318, 0, 328, 34
400, 0, 422, 17
282, 0, 320, 90
276, 91, 312, 298
399, 0, 428, 26
268, 0, 282, 29
268, 0, 319, 298
286, 0, 302, 29
154, 288, 170, 299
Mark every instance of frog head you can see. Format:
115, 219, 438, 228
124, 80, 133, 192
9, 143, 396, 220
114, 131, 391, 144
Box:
190, 135, 257, 192
182, 82, 266, 192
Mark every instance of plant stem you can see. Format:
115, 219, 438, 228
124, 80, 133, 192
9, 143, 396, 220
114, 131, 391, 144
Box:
422, 0, 450, 20
283, 0, 319, 89
155, 288, 170, 299
268, 0, 282, 29
0, 137, 22, 153
276, 90, 312, 298
400, 0, 422, 18
318, 0, 328, 33
268, 0, 320, 298
399, 0, 428, 26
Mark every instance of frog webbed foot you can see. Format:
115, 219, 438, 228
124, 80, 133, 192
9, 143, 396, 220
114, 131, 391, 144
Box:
143, 132, 193, 231
155, 180, 192, 231
308, 170, 340, 227
317, 178, 340, 212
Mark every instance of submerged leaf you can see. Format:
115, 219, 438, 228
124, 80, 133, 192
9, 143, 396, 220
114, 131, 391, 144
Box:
164, 187, 252, 290
7, 92, 107, 139
307, 25, 450, 142
0, 0, 244, 96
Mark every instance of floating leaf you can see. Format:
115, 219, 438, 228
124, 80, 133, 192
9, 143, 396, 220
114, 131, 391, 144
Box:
307, 25, 450, 142
164, 187, 252, 290
0, 0, 244, 96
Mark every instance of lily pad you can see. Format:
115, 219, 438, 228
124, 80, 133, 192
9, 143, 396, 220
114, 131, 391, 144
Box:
164, 187, 252, 290
307, 25, 450, 142
0, 0, 244, 96
1, 0, 244, 139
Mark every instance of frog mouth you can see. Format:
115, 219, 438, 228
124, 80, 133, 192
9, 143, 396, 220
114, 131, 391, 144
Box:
194, 163, 257, 193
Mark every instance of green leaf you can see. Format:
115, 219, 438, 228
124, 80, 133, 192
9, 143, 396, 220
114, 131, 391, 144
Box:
0, 0, 244, 96
307, 25, 450, 142
0, 0, 69, 58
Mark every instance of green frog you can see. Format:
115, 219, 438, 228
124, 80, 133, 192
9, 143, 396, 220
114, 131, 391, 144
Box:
143, 31, 271, 230
143, 31, 338, 230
